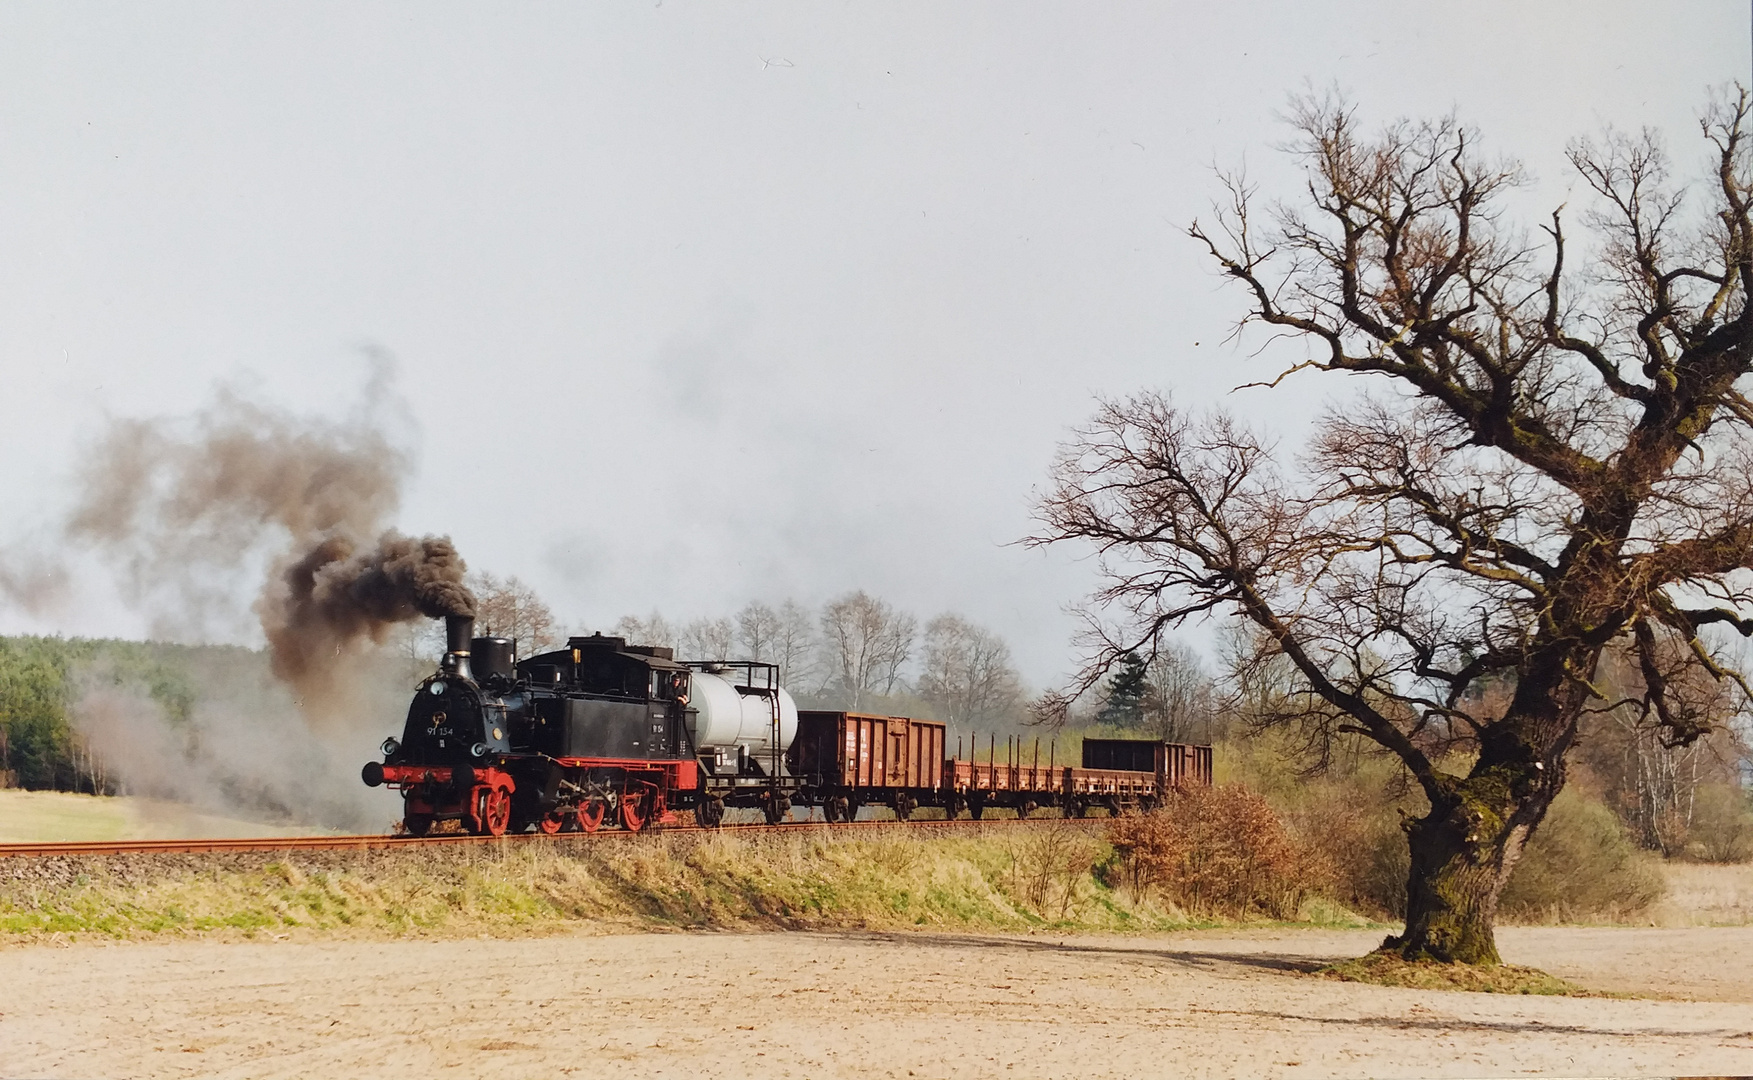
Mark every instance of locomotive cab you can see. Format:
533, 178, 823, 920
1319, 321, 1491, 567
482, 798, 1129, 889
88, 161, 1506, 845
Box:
513, 633, 690, 760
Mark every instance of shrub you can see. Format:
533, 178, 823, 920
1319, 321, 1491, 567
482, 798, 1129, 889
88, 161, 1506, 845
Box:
1498, 788, 1665, 921
1007, 820, 1102, 920
1682, 783, 1753, 863
1105, 784, 1323, 918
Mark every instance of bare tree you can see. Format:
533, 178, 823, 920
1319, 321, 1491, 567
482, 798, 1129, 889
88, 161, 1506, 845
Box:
819, 591, 916, 709
468, 572, 561, 655
736, 602, 782, 660
737, 599, 817, 688
1142, 640, 1217, 744
918, 614, 1024, 730
1578, 644, 1747, 854
679, 616, 736, 660
613, 611, 676, 650
1032, 91, 1753, 965
392, 617, 446, 671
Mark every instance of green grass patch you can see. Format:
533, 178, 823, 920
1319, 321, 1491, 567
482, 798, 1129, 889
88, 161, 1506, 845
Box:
1318, 950, 1591, 995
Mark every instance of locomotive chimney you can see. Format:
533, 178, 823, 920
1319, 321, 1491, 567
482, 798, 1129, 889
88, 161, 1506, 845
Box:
443, 615, 474, 679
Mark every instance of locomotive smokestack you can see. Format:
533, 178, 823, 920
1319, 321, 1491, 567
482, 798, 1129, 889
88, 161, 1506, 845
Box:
444, 614, 474, 679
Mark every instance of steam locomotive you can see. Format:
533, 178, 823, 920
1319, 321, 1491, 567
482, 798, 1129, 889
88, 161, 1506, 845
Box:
361, 615, 799, 835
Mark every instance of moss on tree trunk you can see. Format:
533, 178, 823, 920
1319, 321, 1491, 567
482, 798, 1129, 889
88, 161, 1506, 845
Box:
1388, 766, 1546, 966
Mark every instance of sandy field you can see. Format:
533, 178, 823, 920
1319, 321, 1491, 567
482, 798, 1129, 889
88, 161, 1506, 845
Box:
3, 926, 1752, 1079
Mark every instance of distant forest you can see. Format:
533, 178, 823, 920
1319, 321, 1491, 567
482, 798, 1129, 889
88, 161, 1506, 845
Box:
0, 636, 208, 791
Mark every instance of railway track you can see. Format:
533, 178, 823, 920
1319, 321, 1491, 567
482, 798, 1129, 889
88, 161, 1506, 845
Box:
0, 814, 1055, 859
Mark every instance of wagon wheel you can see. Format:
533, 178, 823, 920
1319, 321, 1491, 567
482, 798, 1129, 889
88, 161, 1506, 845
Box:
968, 799, 984, 821
762, 795, 791, 825
696, 796, 725, 829
621, 790, 649, 833
403, 813, 433, 837
537, 810, 567, 835
821, 798, 840, 824
1018, 799, 1037, 820
576, 799, 606, 834
892, 795, 912, 822
483, 787, 513, 837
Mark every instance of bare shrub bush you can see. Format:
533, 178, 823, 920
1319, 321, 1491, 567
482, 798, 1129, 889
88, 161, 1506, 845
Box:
1105, 784, 1324, 918
1008, 820, 1101, 920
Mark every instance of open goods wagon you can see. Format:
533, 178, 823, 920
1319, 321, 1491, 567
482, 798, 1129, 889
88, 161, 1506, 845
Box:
788, 711, 946, 821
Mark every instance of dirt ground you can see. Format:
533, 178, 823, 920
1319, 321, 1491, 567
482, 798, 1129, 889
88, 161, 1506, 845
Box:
3, 926, 1751, 1079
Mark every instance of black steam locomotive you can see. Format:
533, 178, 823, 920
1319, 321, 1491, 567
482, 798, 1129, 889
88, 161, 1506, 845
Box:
362, 615, 797, 835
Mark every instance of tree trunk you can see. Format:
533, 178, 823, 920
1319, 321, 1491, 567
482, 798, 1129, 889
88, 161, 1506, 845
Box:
1387, 768, 1550, 965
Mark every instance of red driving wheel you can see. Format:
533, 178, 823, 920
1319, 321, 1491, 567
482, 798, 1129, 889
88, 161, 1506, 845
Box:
537, 810, 566, 835
483, 787, 512, 837
576, 800, 605, 834
620, 789, 647, 833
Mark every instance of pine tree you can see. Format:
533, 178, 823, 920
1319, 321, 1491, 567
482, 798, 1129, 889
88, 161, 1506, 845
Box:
1096, 652, 1150, 727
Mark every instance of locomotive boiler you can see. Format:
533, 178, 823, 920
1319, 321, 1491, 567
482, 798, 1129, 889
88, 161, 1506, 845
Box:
361, 615, 800, 835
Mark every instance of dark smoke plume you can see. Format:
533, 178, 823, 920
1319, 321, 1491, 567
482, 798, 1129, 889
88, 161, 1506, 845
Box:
62, 372, 476, 709
263, 530, 474, 719
34, 367, 479, 828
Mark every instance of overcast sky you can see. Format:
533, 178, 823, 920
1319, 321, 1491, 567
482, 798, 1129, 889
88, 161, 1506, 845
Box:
0, 2, 1746, 685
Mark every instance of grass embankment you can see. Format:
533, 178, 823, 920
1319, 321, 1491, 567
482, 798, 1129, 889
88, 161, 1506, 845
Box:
0, 824, 1379, 943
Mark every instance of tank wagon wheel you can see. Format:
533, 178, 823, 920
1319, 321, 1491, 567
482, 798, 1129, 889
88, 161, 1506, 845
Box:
696, 796, 726, 829
403, 813, 433, 837
822, 797, 843, 824
762, 795, 791, 826
576, 800, 606, 834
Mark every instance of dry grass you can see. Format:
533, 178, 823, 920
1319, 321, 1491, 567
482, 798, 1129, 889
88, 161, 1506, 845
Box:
0, 826, 1380, 945
0, 789, 332, 843
1650, 861, 1753, 926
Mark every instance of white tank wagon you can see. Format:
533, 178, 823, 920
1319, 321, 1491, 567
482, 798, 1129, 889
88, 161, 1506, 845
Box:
683, 665, 800, 761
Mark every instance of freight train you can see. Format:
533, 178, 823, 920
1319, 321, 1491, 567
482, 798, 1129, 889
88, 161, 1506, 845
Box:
361, 616, 1212, 836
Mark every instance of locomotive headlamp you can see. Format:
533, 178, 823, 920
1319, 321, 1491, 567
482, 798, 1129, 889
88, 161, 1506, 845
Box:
429, 681, 446, 696
381, 737, 400, 758
471, 742, 489, 758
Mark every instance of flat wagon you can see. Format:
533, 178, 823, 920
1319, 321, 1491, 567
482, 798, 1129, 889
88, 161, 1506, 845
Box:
948, 735, 1214, 818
